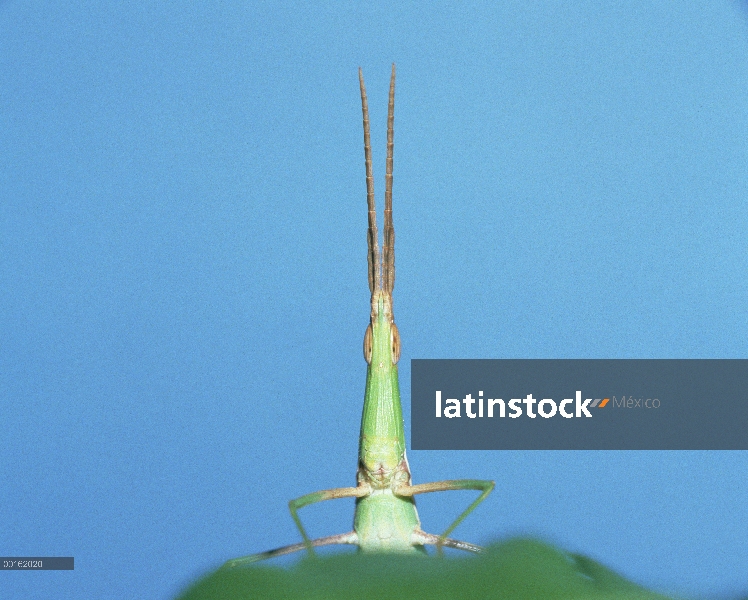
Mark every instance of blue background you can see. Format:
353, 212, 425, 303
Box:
1, 2, 747, 599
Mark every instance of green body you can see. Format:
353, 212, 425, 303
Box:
355, 293, 421, 552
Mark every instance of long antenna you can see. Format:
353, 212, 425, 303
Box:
383, 63, 396, 295
359, 68, 380, 294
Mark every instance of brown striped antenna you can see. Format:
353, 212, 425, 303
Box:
383, 64, 396, 295
358, 68, 380, 294
359, 64, 396, 296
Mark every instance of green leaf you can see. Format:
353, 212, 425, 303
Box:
177, 538, 680, 600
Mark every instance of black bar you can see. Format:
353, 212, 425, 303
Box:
1, 557, 74, 570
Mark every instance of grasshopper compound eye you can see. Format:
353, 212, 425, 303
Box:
390, 322, 400, 364
363, 324, 373, 364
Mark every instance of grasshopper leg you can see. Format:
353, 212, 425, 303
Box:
397, 479, 494, 554
224, 531, 358, 568
289, 485, 371, 556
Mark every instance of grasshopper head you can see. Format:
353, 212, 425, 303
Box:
363, 292, 400, 366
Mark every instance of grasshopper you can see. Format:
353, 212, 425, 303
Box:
225, 64, 494, 567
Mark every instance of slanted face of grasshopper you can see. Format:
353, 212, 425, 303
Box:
225, 65, 493, 567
